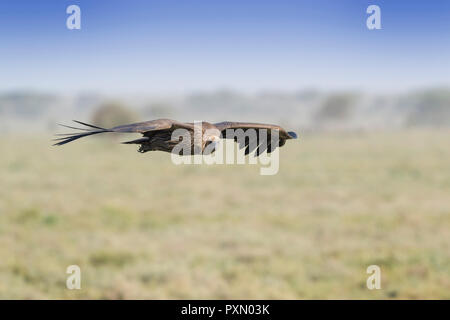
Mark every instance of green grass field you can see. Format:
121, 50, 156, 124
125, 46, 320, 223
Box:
0, 130, 449, 299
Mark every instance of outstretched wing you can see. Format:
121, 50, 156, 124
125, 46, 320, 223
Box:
111, 119, 193, 134
53, 119, 193, 146
214, 121, 297, 156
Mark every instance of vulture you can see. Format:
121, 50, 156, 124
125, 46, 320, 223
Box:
53, 119, 298, 156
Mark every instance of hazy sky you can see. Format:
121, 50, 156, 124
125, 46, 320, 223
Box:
1, 0, 449, 94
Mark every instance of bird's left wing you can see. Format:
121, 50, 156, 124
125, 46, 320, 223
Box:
214, 121, 297, 156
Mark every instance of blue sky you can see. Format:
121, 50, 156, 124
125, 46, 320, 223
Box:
0, 0, 449, 94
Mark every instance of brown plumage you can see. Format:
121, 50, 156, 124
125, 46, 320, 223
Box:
53, 119, 298, 156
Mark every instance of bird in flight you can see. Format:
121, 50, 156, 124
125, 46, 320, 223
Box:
54, 119, 298, 156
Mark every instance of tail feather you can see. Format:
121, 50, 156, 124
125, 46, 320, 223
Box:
53, 120, 111, 146
72, 120, 106, 130
122, 137, 150, 144
52, 130, 107, 146
57, 123, 92, 131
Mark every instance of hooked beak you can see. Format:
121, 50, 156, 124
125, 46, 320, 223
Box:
287, 131, 298, 139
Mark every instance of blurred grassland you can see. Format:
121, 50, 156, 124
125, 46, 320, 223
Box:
0, 130, 449, 299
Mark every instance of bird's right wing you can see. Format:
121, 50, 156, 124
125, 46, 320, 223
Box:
110, 119, 193, 134
54, 119, 193, 146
